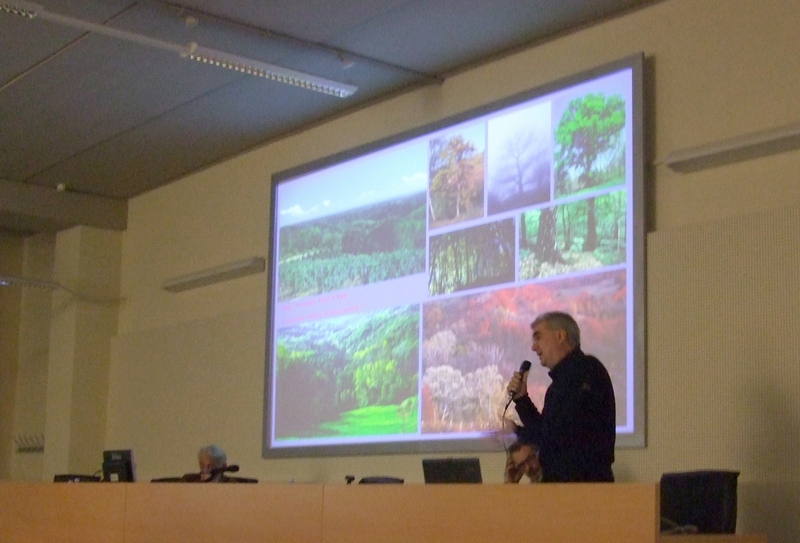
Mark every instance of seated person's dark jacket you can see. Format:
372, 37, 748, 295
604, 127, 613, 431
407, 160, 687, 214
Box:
515, 347, 616, 482
180, 472, 258, 483
180, 472, 232, 483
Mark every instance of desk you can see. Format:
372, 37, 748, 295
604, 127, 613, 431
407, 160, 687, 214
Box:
0, 482, 126, 543
322, 483, 659, 543
0, 482, 765, 543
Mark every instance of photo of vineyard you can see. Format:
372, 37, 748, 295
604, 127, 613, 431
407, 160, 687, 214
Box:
428, 127, 486, 229
429, 218, 515, 296
519, 189, 626, 280
274, 305, 420, 441
421, 268, 628, 434
277, 192, 426, 302
486, 100, 551, 215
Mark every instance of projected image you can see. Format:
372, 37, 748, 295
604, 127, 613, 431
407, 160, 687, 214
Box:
428, 124, 486, 229
429, 218, 515, 296
277, 195, 426, 302
487, 101, 552, 215
554, 92, 626, 198
273, 305, 420, 442
267, 56, 643, 457
421, 268, 628, 434
519, 190, 627, 280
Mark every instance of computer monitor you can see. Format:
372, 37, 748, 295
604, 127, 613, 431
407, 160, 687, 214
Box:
102, 449, 136, 482
422, 457, 482, 484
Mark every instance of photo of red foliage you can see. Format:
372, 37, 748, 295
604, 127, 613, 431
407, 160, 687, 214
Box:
421, 268, 627, 434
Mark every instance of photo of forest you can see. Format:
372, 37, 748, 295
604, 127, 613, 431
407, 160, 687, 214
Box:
486, 101, 551, 215
421, 268, 628, 434
277, 192, 426, 302
429, 218, 515, 296
519, 189, 626, 280
554, 92, 626, 198
273, 305, 420, 441
428, 128, 486, 229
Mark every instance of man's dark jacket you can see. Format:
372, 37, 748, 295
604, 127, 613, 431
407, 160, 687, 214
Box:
515, 347, 616, 482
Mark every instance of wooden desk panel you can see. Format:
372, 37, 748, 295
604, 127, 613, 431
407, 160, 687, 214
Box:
0, 482, 766, 543
322, 483, 660, 543
124, 483, 323, 543
0, 482, 126, 543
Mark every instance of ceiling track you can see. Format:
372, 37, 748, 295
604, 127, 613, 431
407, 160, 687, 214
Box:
155, 0, 444, 85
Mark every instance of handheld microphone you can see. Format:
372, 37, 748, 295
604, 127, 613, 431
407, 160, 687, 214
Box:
508, 360, 532, 397
503, 360, 532, 414
209, 464, 240, 477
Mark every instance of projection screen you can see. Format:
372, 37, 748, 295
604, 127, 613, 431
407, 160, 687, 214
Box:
265, 54, 645, 458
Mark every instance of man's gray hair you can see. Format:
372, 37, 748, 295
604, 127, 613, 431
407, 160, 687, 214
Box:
531, 311, 580, 348
198, 444, 227, 467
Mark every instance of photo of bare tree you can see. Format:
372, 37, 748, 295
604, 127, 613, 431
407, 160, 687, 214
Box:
486, 101, 551, 215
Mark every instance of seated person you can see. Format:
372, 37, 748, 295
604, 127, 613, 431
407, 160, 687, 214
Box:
182, 444, 229, 482
505, 434, 542, 484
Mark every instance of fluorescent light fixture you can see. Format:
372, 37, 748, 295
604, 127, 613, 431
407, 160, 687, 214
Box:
0, 274, 60, 289
162, 257, 266, 293
0, 0, 39, 18
1, 1, 357, 98
187, 43, 357, 98
664, 121, 800, 173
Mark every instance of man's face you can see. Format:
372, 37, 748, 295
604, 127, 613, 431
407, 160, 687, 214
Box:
531, 321, 568, 370
198, 453, 214, 481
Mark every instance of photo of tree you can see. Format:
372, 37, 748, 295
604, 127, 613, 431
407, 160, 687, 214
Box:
486, 101, 551, 215
519, 189, 626, 280
428, 125, 486, 229
554, 92, 626, 198
274, 305, 420, 441
421, 268, 628, 434
429, 218, 515, 296
278, 192, 426, 301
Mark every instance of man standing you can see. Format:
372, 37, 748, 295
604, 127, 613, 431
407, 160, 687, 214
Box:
506, 311, 616, 482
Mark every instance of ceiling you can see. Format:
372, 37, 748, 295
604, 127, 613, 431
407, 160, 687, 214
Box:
0, 0, 659, 236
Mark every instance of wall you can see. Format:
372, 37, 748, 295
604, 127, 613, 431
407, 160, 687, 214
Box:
0, 233, 24, 478
10, 233, 55, 481
7, 0, 800, 541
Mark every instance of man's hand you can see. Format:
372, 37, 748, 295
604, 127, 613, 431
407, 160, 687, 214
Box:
505, 455, 524, 484
506, 369, 529, 400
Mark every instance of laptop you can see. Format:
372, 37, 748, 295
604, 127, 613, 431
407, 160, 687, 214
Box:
53, 474, 101, 482
422, 457, 482, 484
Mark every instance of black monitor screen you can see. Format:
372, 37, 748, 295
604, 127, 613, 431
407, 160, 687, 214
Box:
102, 449, 135, 482
422, 457, 482, 483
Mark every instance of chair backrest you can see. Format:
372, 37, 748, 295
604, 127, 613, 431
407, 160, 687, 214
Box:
660, 470, 739, 534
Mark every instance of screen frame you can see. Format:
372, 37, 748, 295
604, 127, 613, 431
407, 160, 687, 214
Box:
264, 53, 646, 458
